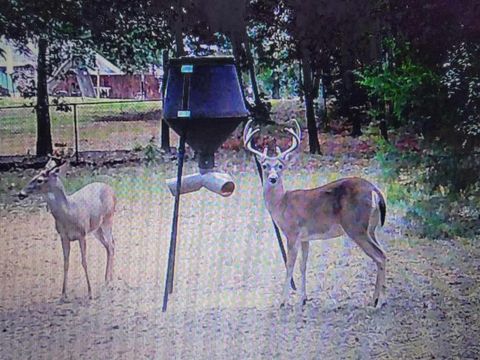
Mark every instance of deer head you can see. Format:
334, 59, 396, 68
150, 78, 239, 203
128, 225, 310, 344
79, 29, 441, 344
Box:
243, 119, 301, 186
18, 155, 67, 199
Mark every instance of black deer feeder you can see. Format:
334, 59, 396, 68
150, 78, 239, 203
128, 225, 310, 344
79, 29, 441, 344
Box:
162, 56, 248, 311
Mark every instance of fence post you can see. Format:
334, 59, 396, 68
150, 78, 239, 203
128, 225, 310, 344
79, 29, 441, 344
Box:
73, 104, 79, 162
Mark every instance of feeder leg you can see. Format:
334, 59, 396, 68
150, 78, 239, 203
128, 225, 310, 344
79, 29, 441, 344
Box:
254, 155, 296, 291
162, 135, 186, 312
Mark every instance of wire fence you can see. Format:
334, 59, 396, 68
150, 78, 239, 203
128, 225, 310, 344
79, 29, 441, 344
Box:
0, 99, 163, 159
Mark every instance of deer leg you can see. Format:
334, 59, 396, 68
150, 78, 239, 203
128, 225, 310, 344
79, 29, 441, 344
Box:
368, 208, 382, 247
300, 241, 310, 306
102, 225, 115, 283
368, 231, 386, 306
78, 237, 92, 299
281, 241, 299, 307
350, 234, 386, 307
94, 226, 114, 283
60, 237, 70, 301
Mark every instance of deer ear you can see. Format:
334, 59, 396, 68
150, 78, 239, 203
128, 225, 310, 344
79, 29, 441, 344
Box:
49, 167, 60, 177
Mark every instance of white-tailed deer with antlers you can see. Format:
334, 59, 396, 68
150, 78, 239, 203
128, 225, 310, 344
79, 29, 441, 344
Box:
19, 156, 116, 300
244, 120, 387, 307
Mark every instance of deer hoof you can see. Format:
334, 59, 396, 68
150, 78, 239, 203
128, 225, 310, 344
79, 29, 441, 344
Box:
373, 297, 386, 308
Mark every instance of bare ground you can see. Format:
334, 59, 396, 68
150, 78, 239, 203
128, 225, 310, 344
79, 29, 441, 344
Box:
1, 158, 479, 359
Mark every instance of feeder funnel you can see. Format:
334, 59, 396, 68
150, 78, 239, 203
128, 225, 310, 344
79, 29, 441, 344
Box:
163, 56, 249, 170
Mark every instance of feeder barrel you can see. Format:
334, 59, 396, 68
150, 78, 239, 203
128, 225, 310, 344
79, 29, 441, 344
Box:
163, 56, 249, 171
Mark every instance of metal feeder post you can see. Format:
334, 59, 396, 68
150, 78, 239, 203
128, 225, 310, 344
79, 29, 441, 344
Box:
161, 57, 249, 312
162, 134, 186, 312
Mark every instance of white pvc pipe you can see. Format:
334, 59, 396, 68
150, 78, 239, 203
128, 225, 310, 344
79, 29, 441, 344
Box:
166, 172, 235, 197
166, 173, 203, 196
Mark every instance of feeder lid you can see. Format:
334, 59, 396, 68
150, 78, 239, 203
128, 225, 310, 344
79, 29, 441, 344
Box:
168, 56, 236, 66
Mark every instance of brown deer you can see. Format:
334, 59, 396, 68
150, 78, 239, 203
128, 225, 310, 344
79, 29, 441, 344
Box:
243, 120, 387, 307
19, 156, 116, 301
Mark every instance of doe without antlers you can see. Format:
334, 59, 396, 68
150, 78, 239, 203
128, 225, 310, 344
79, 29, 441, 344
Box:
19, 155, 116, 301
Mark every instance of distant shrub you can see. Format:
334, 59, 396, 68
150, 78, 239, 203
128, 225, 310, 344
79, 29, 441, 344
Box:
144, 137, 160, 166
374, 135, 480, 239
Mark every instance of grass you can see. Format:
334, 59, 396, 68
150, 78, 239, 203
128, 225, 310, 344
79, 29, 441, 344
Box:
0, 97, 162, 155
0, 97, 161, 135
1, 160, 479, 359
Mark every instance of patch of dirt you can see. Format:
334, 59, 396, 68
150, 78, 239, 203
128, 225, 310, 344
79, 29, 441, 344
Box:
1, 164, 479, 359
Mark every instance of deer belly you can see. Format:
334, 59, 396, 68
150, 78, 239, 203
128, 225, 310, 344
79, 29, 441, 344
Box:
302, 224, 345, 241
56, 222, 86, 240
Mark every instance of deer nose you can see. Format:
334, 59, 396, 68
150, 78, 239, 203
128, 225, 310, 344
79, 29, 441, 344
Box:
18, 191, 28, 200
269, 177, 277, 184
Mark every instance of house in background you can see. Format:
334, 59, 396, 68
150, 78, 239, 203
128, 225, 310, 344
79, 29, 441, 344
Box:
0, 40, 162, 99
49, 54, 162, 99
0, 40, 37, 96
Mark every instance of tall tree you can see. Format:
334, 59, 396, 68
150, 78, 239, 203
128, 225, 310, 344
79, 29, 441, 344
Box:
179, 0, 272, 122
1, 0, 87, 155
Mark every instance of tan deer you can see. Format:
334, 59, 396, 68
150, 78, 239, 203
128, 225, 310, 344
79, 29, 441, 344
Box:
243, 120, 387, 307
19, 156, 116, 301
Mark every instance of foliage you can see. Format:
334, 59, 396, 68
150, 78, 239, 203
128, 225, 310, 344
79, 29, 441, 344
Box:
1, 0, 480, 239
144, 136, 161, 165
83, 0, 172, 73
374, 136, 480, 239
357, 42, 439, 126
441, 42, 480, 150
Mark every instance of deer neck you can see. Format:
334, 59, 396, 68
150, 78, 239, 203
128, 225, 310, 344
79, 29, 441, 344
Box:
263, 178, 286, 216
44, 180, 71, 218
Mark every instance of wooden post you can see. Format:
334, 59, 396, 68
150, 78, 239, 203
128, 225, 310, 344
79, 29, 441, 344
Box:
73, 104, 79, 163
96, 68, 100, 99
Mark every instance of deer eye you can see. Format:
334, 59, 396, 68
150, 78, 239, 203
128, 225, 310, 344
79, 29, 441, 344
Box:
37, 178, 44, 184
278, 164, 283, 170
262, 164, 267, 170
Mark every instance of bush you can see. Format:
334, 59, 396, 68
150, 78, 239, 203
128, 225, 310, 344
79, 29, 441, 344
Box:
374, 135, 480, 239
356, 40, 440, 129
441, 42, 480, 150
144, 137, 160, 166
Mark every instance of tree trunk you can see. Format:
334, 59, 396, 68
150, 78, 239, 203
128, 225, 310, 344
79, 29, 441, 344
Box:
36, 37, 53, 156
231, 36, 249, 106
271, 71, 280, 99
301, 54, 321, 154
161, 20, 184, 152
174, 25, 185, 56
243, 35, 261, 106
319, 76, 329, 131
380, 100, 391, 142
161, 50, 170, 151
379, 118, 388, 141
351, 111, 362, 137
297, 61, 304, 102
234, 32, 271, 124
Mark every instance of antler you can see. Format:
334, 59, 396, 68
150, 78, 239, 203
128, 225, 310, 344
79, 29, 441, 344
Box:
45, 153, 66, 171
277, 119, 301, 159
243, 119, 266, 159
